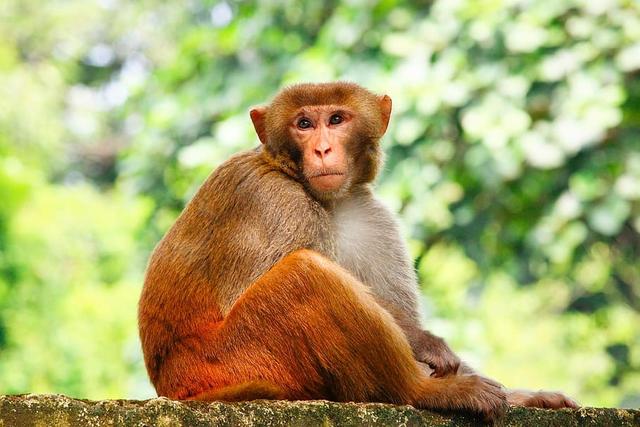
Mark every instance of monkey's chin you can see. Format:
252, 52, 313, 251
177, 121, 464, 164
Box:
309, 174, 346, 193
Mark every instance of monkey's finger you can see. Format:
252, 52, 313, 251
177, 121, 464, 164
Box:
417, 361, 435, 377
427, 361, 444, 377
546, 393, 579, 409
427, 360, 458, 377
564, 397, 580, 408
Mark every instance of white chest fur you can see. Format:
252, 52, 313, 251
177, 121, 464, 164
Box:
331, 193, 418, 308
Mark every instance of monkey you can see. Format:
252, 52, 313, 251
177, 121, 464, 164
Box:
138, 82, 577, 422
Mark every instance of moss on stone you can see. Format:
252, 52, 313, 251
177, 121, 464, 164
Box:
0, 394, 638, 426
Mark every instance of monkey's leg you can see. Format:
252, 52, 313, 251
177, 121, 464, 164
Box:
196, 249, 506, 420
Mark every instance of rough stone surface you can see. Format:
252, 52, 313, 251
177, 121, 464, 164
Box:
0, 394, 638, 426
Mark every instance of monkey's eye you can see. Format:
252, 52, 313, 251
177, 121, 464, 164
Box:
297, 118, 313, 129
329, 114, 343, 125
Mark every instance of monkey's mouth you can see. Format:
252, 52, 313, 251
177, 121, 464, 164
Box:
308, 171, 346, 192
313, 172, 344, 178
308, 168, 345, 179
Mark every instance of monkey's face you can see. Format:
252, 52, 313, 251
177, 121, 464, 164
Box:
290, 105, 352, 195
250, 82, 392, 201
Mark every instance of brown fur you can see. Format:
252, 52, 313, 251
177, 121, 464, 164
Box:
139, 82, 574, 422
188, 381, 286, 402
139, 149, 333, 397
142, 247, 506, 419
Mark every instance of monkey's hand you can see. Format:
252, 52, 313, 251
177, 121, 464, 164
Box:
415, 331, 461, 377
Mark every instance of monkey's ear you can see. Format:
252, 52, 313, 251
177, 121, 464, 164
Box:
378, 95, 392, 135
250, 106, 268, 144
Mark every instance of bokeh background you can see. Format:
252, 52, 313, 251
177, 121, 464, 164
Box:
1, 0, 639, 408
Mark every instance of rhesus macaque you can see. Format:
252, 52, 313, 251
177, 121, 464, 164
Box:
139, 82, 577, 422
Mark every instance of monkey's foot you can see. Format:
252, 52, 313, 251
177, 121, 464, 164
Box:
507, 389, 579, 409
415, 374, 508, 423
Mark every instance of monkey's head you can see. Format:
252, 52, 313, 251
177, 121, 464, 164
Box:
250, 82, 392, 201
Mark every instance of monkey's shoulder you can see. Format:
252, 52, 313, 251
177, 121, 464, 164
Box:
200, 149, 318, 214
146, 149, 330, 293
168, 149, 329, 252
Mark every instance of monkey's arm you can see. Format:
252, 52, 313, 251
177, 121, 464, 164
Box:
376, 298, 460, 377
368, 197, 461, 377
333, 190, 460, 377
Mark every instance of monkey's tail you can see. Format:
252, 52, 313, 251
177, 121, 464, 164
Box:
187, 381, 286, 402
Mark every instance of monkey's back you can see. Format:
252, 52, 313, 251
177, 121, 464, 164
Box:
138, 148, 331, 389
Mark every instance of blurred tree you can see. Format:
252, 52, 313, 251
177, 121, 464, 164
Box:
0, 0, 638, 406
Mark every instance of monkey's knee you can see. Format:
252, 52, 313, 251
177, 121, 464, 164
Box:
225, 250, 425, 403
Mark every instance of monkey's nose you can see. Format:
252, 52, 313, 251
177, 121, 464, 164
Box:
314, 146, 332, 159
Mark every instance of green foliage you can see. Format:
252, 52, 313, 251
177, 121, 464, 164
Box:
0, 0, 638, 407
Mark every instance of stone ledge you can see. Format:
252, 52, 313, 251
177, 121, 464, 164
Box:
0, 394, 638, 426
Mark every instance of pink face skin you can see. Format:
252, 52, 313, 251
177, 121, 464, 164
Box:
289, 105, 353, 194
250, 94, 391, 198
